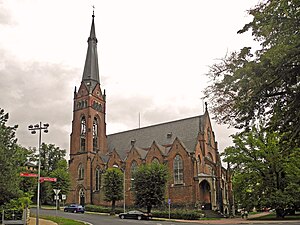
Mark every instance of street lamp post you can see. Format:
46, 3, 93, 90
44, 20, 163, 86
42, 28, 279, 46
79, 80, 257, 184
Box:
123, 170, 125, 213
113, 165, 126, 213
28, 122, 49, 225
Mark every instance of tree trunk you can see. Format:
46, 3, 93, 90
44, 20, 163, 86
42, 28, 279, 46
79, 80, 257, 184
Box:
147, 205, 152, 214
275, 208, 285, 219
110, 200, 116, 215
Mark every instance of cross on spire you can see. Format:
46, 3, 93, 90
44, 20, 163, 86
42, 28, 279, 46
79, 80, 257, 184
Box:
92, 5, 95, 17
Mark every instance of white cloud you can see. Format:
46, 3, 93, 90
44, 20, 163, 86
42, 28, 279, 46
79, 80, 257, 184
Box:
0, 0, 259, 154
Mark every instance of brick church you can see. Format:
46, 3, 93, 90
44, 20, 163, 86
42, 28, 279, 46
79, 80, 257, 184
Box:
68, 12, 232, 215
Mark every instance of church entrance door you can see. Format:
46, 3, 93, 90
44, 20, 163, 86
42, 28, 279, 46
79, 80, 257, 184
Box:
79, 188, 85, 206
199, 180, 212, 210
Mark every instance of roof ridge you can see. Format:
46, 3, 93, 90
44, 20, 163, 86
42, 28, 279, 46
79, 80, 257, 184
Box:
108, 114, 204, 136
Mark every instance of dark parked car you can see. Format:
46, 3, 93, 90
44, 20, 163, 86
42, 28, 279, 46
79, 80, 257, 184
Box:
119, 210, 152, 220
63, 204, 85, 213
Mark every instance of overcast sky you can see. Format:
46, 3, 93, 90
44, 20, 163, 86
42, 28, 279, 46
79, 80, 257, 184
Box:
0, 0, 259, 156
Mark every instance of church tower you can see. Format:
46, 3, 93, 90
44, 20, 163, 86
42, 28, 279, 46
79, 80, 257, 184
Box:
68, 11, 107, 205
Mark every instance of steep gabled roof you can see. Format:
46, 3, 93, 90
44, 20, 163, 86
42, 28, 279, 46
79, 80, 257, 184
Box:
107, 115, 205, 159
152, 141, 168, 156
134, 146, 148, 159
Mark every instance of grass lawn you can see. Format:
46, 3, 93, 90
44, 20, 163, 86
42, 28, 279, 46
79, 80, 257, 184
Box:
39, 215, 86, 225
250, 212, 300, 220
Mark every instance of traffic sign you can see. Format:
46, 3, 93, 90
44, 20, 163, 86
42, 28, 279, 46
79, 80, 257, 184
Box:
53, 189, 61, 195
20, 172, 38, 177
40, 177, 57, 182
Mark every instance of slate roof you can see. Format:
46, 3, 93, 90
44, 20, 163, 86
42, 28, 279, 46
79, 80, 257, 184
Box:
135, 147, 148, 160
82, 14, 100, 93
107, 115, 206, 160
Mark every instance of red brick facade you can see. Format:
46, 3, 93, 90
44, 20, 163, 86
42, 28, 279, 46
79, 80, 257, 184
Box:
67, 14, 232, 215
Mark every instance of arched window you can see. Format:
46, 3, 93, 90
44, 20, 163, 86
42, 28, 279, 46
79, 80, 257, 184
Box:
197, 155, 201, 174
130, 161, 137, 189
80, 116, 86, 152
93, 117, 98, 152
95, 168, 100, 191
78, 164, 84, 180
173, 155, 183, 184
152, 157, 160, 164
131, 160, 137, 176
207, 128, 212, 146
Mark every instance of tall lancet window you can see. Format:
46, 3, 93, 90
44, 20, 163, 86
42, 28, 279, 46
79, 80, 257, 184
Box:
207, 128, 212, 146
80, 116, 86, 152
78, 164, 84, 180
131, 160, 137, 176
93, 117, 98, 152
95, 168, 100, 191
173, 154, 184, 184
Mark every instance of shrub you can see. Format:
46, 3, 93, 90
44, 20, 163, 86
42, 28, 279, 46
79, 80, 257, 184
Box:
84, 205, 123, 214
152, 209, 203, 220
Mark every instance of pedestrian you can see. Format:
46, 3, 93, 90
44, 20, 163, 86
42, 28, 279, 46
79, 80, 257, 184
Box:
244, 210, 248, 219
241, 208, 245, 219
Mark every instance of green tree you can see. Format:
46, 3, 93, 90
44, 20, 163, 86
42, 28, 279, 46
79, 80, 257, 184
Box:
0, 109, 23, 205
31, 143, 68, 204
0, 108, 31, 205
222, 126, 300, 218
132, 162, 169, 213
103, 167, 123, 213
50, 160, 71, 200
19, 149, 36, 197
204, 0, 300, 146
40, 143, 67, 173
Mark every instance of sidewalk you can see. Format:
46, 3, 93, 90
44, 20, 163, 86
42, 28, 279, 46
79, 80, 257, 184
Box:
28, 217, 57, 225
175, 212, 299, 224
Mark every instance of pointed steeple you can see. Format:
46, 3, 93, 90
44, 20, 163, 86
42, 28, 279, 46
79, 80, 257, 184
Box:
82, 10, 100, 92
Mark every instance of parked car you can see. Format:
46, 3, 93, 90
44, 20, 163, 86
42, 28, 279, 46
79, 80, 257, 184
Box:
119, 210, 152, 220
63, 204, 85, 213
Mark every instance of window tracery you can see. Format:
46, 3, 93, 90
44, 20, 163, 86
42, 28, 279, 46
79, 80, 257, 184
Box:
173, 154, 183, 184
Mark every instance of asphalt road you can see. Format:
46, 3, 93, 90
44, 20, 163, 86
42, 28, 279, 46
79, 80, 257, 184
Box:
37, 208, 299, 225
38, 208, 180, 225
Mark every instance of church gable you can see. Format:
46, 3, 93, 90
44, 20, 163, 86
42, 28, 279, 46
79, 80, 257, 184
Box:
145, 141, 165, 164
200, 108, 219, 164
92, 154, 105, 168
76, 82, 89, 98
166, 137, 195, 187
167, 137, 190, 159
125, 146, 146, 166
107, 149, 122, 168
91, 83, 104, 99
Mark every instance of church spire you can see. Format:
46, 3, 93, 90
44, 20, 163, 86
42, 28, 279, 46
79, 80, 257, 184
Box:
82, 9, 100, 92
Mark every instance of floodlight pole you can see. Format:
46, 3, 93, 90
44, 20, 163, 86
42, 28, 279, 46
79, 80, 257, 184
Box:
28, 122, 49, 225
